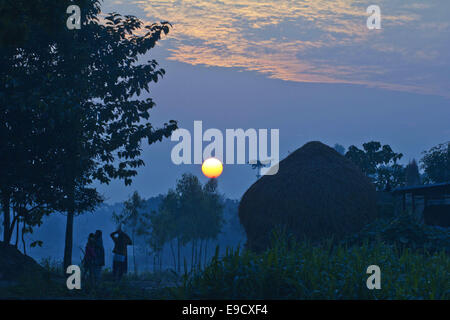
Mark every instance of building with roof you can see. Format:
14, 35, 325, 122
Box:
392, 182, 450, 227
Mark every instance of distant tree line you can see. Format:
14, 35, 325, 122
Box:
113, 174, 224, 273
335, 141, 450, 191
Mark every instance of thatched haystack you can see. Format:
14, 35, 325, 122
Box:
239, 141, 378, 251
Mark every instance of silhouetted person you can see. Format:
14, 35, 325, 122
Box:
110, 228, 132, 281
93, 230, 105, 283
83, 233, 97, 285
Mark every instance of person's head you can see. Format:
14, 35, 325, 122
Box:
95, 230, 102, 239
88, 233, 95, 243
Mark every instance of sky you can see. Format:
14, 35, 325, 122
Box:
96, 0, 450, 202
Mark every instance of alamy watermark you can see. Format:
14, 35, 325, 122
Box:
367, 5, 381, 30
366, 265, 381, 290
170, 121, 280, 176
66, 5, 81, 30
66, 265, 81, 290
66, 5, 380, 31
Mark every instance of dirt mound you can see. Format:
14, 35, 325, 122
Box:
0, 241, 48, 282
239, 141, 378, 251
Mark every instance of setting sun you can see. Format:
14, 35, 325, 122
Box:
202, 157, 223, 178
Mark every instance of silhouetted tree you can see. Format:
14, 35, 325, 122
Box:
405, 159, 421, 186
57, 4, 176, 270
199, 178, 224, 268
145, 174, 224, 272
421, 142, 450, 184
333, 144, 346, 155
0, 1, 177, 269
345, 141, 404, 190
157, 189, 182, 271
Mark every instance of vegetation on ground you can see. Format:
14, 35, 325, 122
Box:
169, 232, 449, 300
345, 211, 450, 253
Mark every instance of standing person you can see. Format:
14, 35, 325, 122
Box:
93, 230, 105, 284
83, 233, 97, 286
110, 227, 132, 281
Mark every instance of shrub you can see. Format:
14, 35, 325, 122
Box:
345, 211, 450, 253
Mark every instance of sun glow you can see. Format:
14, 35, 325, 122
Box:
202, 157, 223, 178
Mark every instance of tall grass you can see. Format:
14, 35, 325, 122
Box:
170, 234, 450, 300
40, 257, 64, 274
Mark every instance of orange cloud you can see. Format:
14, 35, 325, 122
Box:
125, 0, 450, 97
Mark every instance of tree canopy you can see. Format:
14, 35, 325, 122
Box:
345, 141, 404, 191
405, 159, 421, 186
0, 0, 177, 268
421, 142, 450, 184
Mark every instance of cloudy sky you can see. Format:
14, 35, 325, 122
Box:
97, 0, 450, 202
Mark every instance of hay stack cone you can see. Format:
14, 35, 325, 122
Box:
239, 141, 378, 251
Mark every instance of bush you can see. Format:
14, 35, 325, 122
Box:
170, 233, 449, 299
345, 211, 450, 253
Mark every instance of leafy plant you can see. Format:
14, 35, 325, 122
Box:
345, 211, 450, 253
345, 141, 404, 190
420, 142, 450, 184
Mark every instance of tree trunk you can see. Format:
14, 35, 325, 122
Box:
63, 184, 75, 271
132, 231, 137, 274
15, 216, 19, 248
170, 240, 176, 270
195, 240, 199, 269
22, 220, 26, 256
145, 247, 149, 271
63, 210, 74, 271
204, 240, 208, 266
196, 240, 200, 268
177, 238, 181, 273
2, 194, 11, 243
198, 240, 203, 269
191, 241, 195, 272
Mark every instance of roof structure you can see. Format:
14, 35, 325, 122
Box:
392, 182, 450, 196
392, 182, 450, 212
